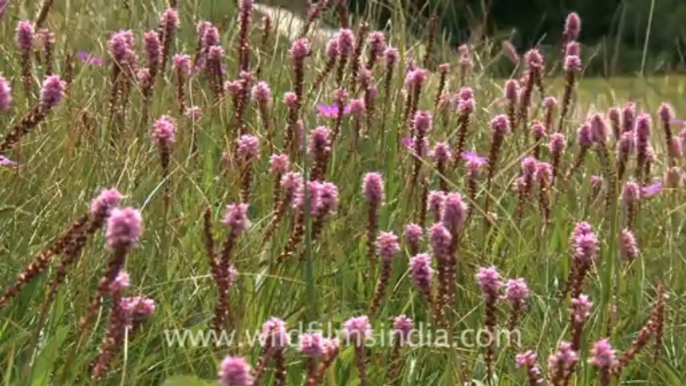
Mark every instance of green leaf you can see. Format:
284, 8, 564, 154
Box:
30, 325, 70, 386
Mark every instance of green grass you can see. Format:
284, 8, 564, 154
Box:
0, 1, 685, 385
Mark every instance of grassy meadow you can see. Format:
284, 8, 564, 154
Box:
0, 0, 685, 385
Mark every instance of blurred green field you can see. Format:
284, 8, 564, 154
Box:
1, 1, 685, 386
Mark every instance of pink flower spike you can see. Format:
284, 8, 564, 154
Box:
337, 28, 355, 56
490, 114, 510, 135
289, 38, 310, 62
566, 41, 580, 57
622, 181, 641, 204
218, 356, 253, 386
405, 223, 423, 248
39, 75, 66, 111
564, 12, 581, 40
0, 74, 12, 111
620, 228, 639, 261
432, 142, 451, 164
524, 49, 544, 70
299, 333, 325, 358
173, 54, 192, 77
269, 154, 290, 174
504, 79, 518, 102
152, 115, 177, 144
410, 253, 434, 290
106, 207, 144, 251
441, 192, 468, 234
343, 315, 372, 342
363, 172, 384, 205
236, 135, 260, 161
564, 55, 581, 72
393, 315, 414, 340
15, 21, 34, 51
222, 203, 251, 235
589, 338, 616, 369
91, 188, 123, 217
121, 295, 156, 322
260, 317, 290, 349
283, 92, 298, 108
571, 294, 593, 323
109, 271, 130, 293
377, 231, 400, 262
413, 111, 433, 134
476, 266, 502, 300
251, 81, 271, 104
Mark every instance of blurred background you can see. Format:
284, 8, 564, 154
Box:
260, 0, 686, 76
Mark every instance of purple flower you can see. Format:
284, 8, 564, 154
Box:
463, 151, 488, 173
283, 92, 298, 109
368, 31, 386, 56
476, 266, 503, 300
222, 203, 250, 235
641, 182, 663, 198
490, 114, 510, 135
337, 28, 355, 57
504, 79, 518, 102
236, 134, 260, 161
548, 341, 578, 373
0, 156, 18, 168
152, 115, 176, 145
590, 113, 608, 143
429, 223, 451, 260
377, 232, 400, 261
251, 81, 271, 104
393, 315, 414, 340
383, 47, 399, 67
577, 123, 593, 147
432, 142, 451, 164
525, 49, 544, 70
564, 55, 581, 72
589, 339, 615, 369
280, 172, 303, 196
504, 278, 529, 306
309, 126, 331, 158
160, 8, 180, 29
348, 98, 365, 115
39, 75, 66, 111
173, 54, 192, 77
316, 103, 351, 118
620, 228, 639, 261
143, 30, 162, 67
428, 191, 445, 215
121, 295, 156, 322
260, 317, 290, 349
343, 315, 372, 343
549, 133, 566, 153
293, 181, 322, 215
91, 188, 123, 217
410, 253, 434, 290
108, 30, 134, 65
0, 75, 11, 111
441, 192, 468, 234
566, 41, 580, 57
185, 106, 203, 121
110, 271, 130, 293
564, 12, 581, 40
622, 181, 640, 204
317, 181, 339, 215
15, 21, 34, 51
515, 350, 538, 368
269, 153, 289, 174
218, 356, 253, 386
658, 102, 674, 124
363, 172, 384, 206
299, 333, 325, 358
106, 207, 144, 251
405, 223, 423, 248
326, 38, 339, 59
413, 111, 433, 134
289, 38, 310, 62
404, 68, 428, 88
77, 51, 105, 66
571, 294, 593, 323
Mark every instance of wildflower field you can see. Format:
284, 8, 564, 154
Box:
0, 0, 685, 385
